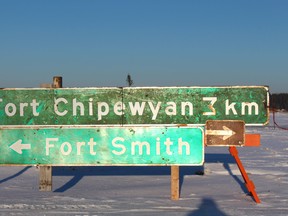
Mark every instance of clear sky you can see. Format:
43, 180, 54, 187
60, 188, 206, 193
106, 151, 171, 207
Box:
0, 0, 287, 93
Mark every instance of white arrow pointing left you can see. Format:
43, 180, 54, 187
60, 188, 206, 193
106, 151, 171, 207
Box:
9, 140, 31, 154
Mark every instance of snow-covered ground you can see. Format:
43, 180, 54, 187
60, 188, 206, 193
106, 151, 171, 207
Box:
0, 112, 287, 216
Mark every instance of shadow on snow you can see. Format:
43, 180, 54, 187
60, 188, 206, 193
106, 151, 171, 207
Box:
186, 197, 228, 216
0, 166, 32, 184
52, 153, 246, 194
0, 153, 247, 197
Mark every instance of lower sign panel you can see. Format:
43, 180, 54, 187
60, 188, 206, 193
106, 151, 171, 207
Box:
0, 127, 204, 166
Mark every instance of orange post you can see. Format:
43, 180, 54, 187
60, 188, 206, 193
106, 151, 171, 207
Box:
229, 146, 261, 203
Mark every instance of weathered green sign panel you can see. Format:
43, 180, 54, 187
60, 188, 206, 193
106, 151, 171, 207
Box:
0, 127, 204, 166
0, 86, 269, 126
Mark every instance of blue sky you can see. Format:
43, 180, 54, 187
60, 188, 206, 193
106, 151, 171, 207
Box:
0, 0, 287, 93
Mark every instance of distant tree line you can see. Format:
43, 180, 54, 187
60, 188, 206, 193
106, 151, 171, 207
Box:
270, 93, 288, 111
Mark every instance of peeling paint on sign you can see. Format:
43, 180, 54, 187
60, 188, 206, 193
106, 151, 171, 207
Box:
0, 86, 269, 126
0, 127, 204, 166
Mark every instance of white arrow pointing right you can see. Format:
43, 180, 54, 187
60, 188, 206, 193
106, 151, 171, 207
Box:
206, 126, 236, 140
9, 140, 31, 154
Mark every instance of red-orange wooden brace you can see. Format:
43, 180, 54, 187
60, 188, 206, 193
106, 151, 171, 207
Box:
229, 146, 261, 203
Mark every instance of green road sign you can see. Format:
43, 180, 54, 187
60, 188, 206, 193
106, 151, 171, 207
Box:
0, 127, 204, 166
0, 86, 269, 126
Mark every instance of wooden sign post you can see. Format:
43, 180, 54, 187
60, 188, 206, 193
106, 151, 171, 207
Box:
39, 76, 62, 191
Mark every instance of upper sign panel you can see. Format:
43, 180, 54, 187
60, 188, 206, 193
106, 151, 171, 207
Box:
0, 86, 269, 126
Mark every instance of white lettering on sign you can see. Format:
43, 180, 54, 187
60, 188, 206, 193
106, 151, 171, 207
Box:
241, 102, 259, 115
73, 98, 85, 116
114, 101, 125, 115
30, 99, 40, 116
131, 141, 150, 155
181, 102, 193, 115
0, 96, 261, 120
111, 137, 126, 155
44, 136, 194, 157
45, 137, 97, 156
225, 100, 237, 115
97, 102, 109, 120
178, 138, 190, 155
203, 97, 217, 116
54, 98, 68, 116
129, 102, 145, 116
5, 103, 17, 116
165, 102, 177, 116
50, 97, 240, 122
111, 137, 191, 156
19, 103, 28, 116
225, 100, 259, 116
0, 98, 40, 117
148, 102, 161, 120
46, 138, 57, 155
89, 98, 93, 116
164, 138, 173, 155
60, 142, 72, 156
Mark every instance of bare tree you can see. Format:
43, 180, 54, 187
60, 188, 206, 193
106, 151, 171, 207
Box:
126, 73, 133, 87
